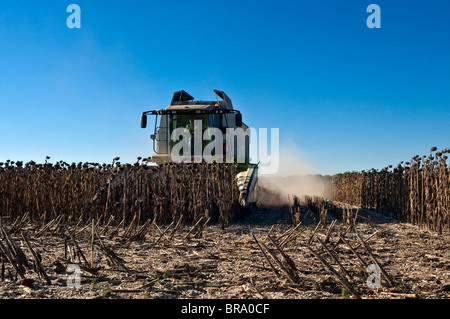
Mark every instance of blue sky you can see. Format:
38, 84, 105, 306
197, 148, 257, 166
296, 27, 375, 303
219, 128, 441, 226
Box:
0, 0, 449, 175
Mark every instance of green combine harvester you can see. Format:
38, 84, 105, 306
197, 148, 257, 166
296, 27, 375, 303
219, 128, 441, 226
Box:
140, 89, 258, 208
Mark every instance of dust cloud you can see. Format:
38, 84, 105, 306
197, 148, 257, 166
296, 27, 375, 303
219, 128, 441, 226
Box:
257, 145, 331, 207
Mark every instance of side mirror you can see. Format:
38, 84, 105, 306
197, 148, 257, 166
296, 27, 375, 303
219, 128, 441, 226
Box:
235, 113, 242, 127
140, 114, 147, 128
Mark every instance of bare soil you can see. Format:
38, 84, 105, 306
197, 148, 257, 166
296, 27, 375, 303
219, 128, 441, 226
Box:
1, 206, 450, 300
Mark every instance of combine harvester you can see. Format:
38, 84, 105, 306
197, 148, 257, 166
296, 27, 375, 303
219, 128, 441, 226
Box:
140, 89, 258, 208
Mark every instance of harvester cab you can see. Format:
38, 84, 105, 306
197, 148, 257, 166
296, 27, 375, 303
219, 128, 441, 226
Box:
140, 90, 258, 208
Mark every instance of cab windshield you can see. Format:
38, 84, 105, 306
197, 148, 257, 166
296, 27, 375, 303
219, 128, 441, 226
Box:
170, 113, 222, 131
169, 113, 222, 157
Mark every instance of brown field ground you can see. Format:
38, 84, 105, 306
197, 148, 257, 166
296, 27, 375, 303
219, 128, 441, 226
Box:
1, 204, 449, 300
